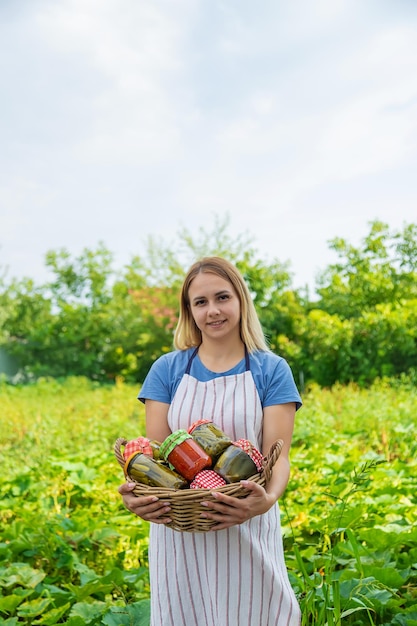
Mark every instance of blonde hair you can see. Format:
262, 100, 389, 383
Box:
174, 257, 269, 353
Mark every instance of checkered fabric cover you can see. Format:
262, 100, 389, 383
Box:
233, 438, 264, 471
188, 419, 212, 433
190, 470, 227, 489
123, 436, 153, 460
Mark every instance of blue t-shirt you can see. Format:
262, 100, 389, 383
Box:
139, 348, 302, 410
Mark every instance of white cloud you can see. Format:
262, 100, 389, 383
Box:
208, 14, 417, 209
33, 0, 195, 164
0, 0, 416, 290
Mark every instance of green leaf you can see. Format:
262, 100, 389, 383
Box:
69, 600, 107, 622
62, 617, 87, 626
32, 601, 71, 625
64, 579, 114, 601
361, 566, 406, 590
0, 594, 23, 613
0, 564, 46, 589
17, 597, 51, 618
102, 600, 151, 626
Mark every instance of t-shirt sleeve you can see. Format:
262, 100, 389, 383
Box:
138, 356, 172, 404
263, 357, 302, 410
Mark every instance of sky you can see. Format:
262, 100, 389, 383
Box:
1, 0, 417, 293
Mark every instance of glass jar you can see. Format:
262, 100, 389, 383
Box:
213, 444, 258, 483
188, 420, 233, 463
160, 429, 212, 481
124, 452, 188, 489
149, 439, 163, 461
234, 438, 264, 471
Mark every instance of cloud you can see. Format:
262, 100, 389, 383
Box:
0, 0, 416, 289
198, 13, 417, 205
30, 0, 196, 164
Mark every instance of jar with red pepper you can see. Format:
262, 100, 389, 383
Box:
160, 429, 212, 481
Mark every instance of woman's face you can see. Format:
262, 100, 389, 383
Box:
187, 272, 241, 343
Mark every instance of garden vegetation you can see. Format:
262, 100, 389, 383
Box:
1, 216, 417, 387
1, 217, 416, 624
1, 377, 416, 625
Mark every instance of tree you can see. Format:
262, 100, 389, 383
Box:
349, 301, 417, 384
1, 245, 116, 379
1, 216, 416, 387
316, 221, 417, 318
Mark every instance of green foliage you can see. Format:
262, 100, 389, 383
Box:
349, 302, 417, 383
0, 378, 151, 625
0, 215, 295, 383
1, 377, 416, 624
1, 217, 417, 387
316, 221, 417, 317
45, 243, 114, 307
283, 378, 417, 624
296, 221, 417, 386
296, 309, 353, 387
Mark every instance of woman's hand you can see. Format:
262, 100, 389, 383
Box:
118, 482, 172, 524
200, 480, 275, 531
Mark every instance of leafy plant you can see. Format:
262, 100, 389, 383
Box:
282, 379, 417, 624
1, 376, 416, 624
2, 218, 416, 386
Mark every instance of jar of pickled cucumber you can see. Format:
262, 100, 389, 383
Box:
188, 420, 232, 463
160, 429, 212, 481
124, 452, 188, 489
213, 444, 258, 483
149, 439, 163, 461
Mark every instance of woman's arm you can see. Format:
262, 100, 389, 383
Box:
145, 399, 172, 441
261, 402, 296, 501
199, 402, 297, 530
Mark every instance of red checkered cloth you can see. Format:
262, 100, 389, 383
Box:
123, 436, 153, 461
188, 419, 212, 434
190, 470, 227, 489
233, 439, 264, 471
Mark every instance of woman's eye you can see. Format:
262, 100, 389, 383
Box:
218, 294, 229, 301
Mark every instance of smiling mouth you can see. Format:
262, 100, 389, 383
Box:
208, 320, 226, 327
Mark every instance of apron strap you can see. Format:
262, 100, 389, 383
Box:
244, 346, 250, 371
185, 346, 250, 374
185, 347, 199, 374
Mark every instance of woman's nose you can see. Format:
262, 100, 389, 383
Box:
207, 301, 220, 315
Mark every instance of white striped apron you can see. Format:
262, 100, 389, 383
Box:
148, 349, 301, 626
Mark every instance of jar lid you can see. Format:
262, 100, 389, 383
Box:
123, 451, 143, 476
123, 436, 153, 460
190, 469, 227, 489
188, 419, 212, 434
234, 438, 264, 471
160, 429, 192, 460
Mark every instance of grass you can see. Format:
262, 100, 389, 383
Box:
0, 375, 416, 625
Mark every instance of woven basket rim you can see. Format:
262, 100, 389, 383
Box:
114, 436, 283, 532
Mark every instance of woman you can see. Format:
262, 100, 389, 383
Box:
119, 257, 302, 625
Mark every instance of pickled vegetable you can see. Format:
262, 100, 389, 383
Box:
213, 444, 258, 483
149, 439, 163, 461
188, 420, 232, 463
125, 452, 188, 489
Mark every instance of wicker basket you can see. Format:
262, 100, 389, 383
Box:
114, 437, 283, 532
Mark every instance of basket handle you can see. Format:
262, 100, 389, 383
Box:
262, 438, 283, 483
114, 437, 128, 470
